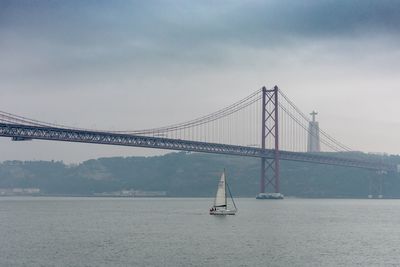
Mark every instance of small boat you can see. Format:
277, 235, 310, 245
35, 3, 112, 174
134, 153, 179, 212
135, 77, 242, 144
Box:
209, 169, 237, 215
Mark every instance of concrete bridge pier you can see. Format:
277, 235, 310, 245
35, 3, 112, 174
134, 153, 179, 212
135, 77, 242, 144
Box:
368, 170, 386, 199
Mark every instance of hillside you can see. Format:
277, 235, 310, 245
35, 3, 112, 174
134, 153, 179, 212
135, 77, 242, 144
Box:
0, 152, 399, 197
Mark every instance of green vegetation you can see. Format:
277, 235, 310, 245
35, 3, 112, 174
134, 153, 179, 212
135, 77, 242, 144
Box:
0, 152, 399, 197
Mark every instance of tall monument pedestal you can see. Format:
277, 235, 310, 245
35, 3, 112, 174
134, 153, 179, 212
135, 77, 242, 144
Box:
307, 111, 320, 153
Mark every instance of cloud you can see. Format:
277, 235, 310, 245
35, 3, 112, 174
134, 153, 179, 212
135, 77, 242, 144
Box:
2, 0, 400, 55
1, 0, 400, 86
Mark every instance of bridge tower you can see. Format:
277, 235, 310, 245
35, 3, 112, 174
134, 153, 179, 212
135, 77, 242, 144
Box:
258, 86, 282, 199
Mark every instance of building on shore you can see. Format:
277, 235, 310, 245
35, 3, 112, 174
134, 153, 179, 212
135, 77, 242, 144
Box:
0, 188, 40, 196
94, 189, 167, 197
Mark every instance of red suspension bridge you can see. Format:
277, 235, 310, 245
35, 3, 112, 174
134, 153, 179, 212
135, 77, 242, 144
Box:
0, 86, 397, 196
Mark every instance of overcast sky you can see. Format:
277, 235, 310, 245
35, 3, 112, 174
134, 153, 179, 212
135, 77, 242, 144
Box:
1, 0, 400, 163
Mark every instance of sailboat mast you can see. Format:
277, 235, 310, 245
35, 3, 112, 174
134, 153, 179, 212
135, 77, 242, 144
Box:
224, 169, 227, 207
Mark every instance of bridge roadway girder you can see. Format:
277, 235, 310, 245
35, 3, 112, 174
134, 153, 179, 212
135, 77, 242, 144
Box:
0, 123, 395, 172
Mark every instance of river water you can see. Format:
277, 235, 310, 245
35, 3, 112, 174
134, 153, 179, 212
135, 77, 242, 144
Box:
1, 197, 400, 266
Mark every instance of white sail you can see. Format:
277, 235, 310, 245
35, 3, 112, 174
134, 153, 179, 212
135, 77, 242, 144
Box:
214, 171, 227, 207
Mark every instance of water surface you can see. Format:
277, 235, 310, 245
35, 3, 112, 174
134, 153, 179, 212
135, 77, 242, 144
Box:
1, 197, 400, 266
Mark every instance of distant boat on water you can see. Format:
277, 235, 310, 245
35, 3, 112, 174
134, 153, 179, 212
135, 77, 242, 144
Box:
209, 170, 237, 215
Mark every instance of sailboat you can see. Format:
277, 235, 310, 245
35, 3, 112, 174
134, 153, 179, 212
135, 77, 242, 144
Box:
209, 170, 237, 215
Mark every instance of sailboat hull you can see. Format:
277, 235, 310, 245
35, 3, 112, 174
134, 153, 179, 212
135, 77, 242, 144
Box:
209, 209, 236, 215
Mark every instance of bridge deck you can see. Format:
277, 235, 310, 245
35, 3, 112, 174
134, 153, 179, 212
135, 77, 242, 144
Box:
0, 123, 395, 172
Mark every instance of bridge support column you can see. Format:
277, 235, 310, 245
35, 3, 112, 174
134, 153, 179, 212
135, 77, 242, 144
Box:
259, 86, 281, 198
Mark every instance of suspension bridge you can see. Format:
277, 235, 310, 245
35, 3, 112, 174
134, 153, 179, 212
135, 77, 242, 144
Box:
0, 86, 397, 196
